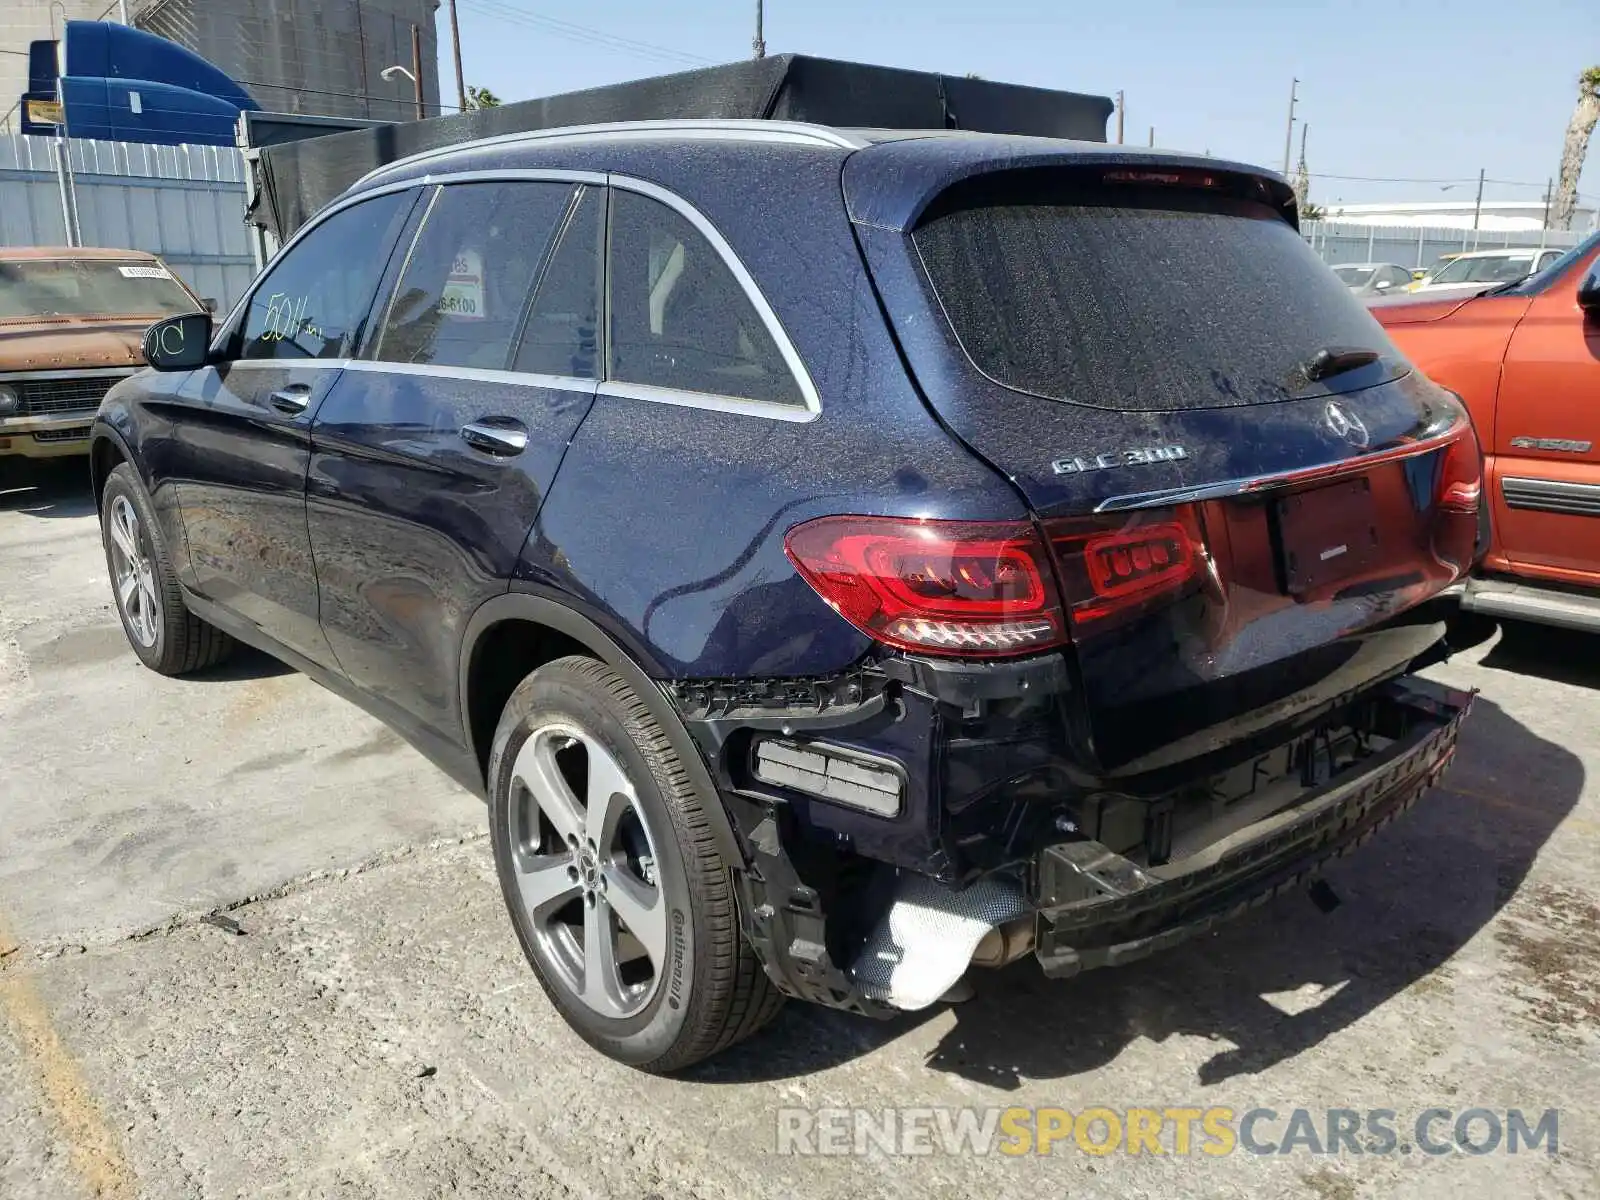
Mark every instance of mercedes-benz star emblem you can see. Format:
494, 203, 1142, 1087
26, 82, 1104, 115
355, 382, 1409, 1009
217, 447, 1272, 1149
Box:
1324, 400, 1370, 448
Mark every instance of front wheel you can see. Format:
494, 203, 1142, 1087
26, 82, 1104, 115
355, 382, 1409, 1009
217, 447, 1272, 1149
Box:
100, 463, 233, 675
488, 655, 781, 1071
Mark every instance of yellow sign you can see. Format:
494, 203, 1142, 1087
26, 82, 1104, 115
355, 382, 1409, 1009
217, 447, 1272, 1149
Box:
25, 98, 63, 126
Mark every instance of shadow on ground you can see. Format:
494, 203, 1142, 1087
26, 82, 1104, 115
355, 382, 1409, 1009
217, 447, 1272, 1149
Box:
185, 643, 297, 683
0, 458, 95, 518
696, 698, 1580, 1090
1479, 621, 1600, 690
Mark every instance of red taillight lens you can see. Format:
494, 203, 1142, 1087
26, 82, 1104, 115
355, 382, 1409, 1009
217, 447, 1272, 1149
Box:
1047, 508, 1207, 627
1438, 433, 1482, 513
784, 516, 1066, 657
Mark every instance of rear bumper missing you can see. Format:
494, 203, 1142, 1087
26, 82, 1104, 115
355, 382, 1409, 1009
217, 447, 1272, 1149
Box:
1033, 676, 1472, 978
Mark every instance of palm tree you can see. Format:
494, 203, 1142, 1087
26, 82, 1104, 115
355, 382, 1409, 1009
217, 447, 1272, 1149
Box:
1552, 66, 1600, 230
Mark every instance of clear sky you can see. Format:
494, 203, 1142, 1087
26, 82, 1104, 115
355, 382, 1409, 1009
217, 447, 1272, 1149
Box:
445, 0, 1599, 212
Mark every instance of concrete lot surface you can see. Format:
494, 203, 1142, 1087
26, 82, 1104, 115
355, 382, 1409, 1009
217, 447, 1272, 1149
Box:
2, 459, 1597, 1200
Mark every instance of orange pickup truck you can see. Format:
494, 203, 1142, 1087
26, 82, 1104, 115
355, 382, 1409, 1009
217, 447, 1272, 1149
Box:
1371, 231, 1600, 631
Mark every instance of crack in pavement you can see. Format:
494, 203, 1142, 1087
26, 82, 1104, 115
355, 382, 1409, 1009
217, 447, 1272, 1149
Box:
3, 830, 489, 966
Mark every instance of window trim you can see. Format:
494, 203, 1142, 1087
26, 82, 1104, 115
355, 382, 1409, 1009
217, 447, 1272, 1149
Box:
597, 174, 821, 422
222, 168, 822, 422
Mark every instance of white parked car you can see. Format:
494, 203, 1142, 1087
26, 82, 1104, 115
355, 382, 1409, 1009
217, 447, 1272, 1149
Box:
1407, 247, 1566, 297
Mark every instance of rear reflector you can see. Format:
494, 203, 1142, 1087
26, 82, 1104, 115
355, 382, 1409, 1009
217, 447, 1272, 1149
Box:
784, 516, 1066, 657
752, 738, 903, 816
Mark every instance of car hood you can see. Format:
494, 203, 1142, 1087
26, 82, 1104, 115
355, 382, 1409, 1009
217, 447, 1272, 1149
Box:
1364, 292, 1486, 325
0, 318, 152, 371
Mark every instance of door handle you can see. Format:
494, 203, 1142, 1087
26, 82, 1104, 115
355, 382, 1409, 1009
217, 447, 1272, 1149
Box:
460, 416, 529, 457
269, 384, 312, 416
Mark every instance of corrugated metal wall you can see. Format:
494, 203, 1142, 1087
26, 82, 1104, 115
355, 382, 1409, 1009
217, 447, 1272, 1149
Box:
0, 134, 255, 310
1304, 220, 1588, 273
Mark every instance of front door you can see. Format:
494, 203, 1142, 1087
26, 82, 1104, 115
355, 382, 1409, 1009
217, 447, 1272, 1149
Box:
1493, 242, 1600, 582
308, 178, 604, 739
177, 189, 418, 666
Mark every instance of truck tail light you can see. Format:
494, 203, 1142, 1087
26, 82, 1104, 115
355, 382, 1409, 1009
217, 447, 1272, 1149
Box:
783, 516, 1066, 657
1438, 433, 1482, 513
1046, 507, 1208, 628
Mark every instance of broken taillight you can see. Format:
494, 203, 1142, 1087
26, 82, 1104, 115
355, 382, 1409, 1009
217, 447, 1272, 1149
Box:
783, 516, 1066, 657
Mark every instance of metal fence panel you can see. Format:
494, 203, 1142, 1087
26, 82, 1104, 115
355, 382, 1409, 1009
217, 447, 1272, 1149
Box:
0, 133, 255, 310
1303, 220, 1586, 272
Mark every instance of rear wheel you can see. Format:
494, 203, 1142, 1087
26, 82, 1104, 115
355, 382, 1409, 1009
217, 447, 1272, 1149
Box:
488, 655, 781, 1071
100, 463, 233, 675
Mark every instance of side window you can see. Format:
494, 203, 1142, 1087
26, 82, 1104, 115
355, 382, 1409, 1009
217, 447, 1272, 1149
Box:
606, 188, 805, 407
371, 181, 574, 370
1539, 250, 1562, 272
239, 191, 413, 361
511, 185, 604, 378
1384, 266, 1411, 288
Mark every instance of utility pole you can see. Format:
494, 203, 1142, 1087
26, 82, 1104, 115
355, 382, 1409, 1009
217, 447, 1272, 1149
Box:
447, 0, 467, 113
1471, 167, 1485, 231
410, 23, 425, 120
1542, 178, 1554, 230
753, 0, 766, 59
1148, 125, 1154, 147
118, 0, 131, 22
1281, 77, 1299, 176
1115, 90, 1124, 144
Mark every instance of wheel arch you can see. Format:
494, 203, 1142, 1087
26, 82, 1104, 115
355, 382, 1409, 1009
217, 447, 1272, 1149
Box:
88, 423, 135, 512
459, 590, 748, 869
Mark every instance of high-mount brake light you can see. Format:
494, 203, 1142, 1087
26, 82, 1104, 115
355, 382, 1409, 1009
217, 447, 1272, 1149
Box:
783, 516, 1066, 658
1102, 169, 1222, 189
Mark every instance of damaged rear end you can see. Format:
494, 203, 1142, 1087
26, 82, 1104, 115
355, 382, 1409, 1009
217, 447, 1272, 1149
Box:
690, 138, 1481, 1014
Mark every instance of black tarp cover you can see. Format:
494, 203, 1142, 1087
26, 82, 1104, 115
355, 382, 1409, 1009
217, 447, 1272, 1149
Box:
251, 54, 1113, 240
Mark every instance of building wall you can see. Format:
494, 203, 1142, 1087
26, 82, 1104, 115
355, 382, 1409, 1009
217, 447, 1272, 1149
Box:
132, 0, 442, 122
0, 0, 107, 133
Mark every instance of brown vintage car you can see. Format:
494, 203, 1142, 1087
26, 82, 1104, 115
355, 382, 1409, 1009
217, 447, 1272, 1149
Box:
0, 247, 204, 470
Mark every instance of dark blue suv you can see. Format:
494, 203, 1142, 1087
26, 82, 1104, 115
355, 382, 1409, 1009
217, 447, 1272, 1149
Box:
93, 120, 1480, 1071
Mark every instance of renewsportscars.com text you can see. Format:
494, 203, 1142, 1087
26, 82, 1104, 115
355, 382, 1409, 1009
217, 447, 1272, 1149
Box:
775, 1106, 1559, 1158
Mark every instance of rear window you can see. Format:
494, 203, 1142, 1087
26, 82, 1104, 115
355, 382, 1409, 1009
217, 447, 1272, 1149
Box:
912, 171, 1400, 412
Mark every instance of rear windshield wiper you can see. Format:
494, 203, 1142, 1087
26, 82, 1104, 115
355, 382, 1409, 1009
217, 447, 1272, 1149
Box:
1303, 346, 1380, 383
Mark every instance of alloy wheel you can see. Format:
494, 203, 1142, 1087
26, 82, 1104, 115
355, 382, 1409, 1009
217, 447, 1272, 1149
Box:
107, 494, 160, 648
506, 722, 670, 1019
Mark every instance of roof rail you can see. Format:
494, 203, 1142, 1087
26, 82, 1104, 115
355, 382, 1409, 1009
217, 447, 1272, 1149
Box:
354, 119, 865, 189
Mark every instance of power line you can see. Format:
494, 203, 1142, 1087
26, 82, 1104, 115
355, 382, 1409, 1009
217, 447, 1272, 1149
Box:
460, 0, 714, 68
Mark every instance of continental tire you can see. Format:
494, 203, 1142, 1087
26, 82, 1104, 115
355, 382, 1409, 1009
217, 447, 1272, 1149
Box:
488, 655, 782, 1071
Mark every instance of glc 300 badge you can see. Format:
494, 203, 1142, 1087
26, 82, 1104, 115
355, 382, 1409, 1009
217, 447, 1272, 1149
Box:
1051, 445, 1188, 475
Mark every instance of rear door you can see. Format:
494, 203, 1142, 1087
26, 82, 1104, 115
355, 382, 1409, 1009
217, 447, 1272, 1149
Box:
847, 153, 1480, 768
1492, 241, 1600, 581
306, 177, 603, 739
176, 189, 417, 666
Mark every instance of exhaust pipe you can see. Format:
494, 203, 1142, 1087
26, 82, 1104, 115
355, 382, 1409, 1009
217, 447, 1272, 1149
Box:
849, 873, 1032, 1011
